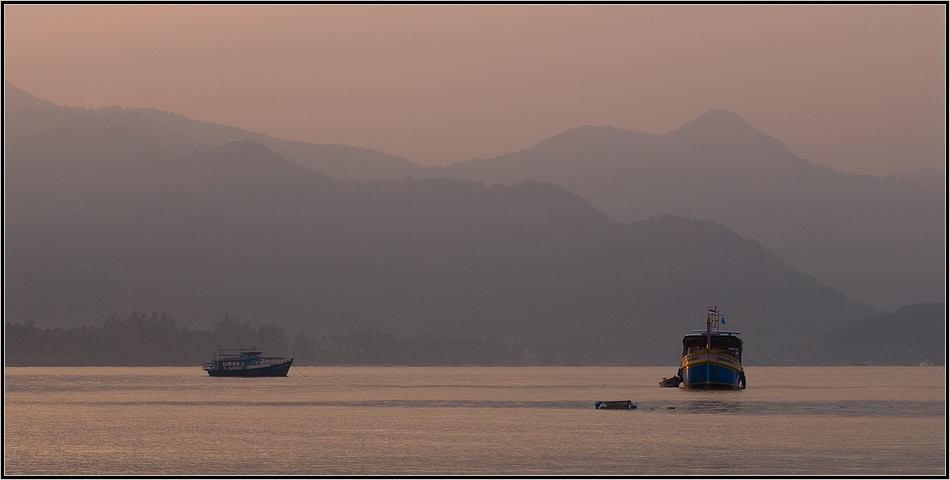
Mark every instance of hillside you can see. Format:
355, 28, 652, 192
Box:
889, 167, 946, 200
7, 83, 942, 311
3, 112, 879, 364
435, 111, 946, 310
812, 302, 946, 366
3, 82, 423, 181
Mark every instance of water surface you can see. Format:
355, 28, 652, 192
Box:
4, 366, 945, 475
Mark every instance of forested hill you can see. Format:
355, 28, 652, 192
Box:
811, 302, 946, 366
6, 304, 942, 366
4, 109, 878, 364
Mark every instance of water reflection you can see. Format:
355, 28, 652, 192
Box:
29, 398, 944, 417
6, 367, 945, 476
680, 400, 742, 414
661, 399, 943, 418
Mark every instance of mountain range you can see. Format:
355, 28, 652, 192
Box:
3, 83, 944, 364
7, 83, 942, 310
435, 112, 946, 311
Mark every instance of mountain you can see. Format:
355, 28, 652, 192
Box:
813, 302, 946, 366
3, 81, 87, 144
3, 110, 879, 364
434, 110, 946, 311
3, 82, 424, 181
8, 84, 941, 311
889, 167, 947, 200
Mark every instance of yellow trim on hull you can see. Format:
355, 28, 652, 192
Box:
681, 350, 742, 374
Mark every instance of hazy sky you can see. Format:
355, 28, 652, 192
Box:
4, 4, 945, 175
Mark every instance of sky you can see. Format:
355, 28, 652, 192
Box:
3, 4, 946, 176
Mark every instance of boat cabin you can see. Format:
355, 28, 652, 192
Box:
207, 348, 266, 371
202, 347, 293, 377
682, 333, 743, 361
240, 350, 263, 366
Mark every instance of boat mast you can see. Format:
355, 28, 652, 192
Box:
706, 305, 715, 350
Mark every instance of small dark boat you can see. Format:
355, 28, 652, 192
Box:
659, 376, 682, 388
202, 348, 293, 377
595, 400, 638, 410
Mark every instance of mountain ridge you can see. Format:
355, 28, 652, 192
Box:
433, 115, 945, 310
4, 110, 879, 363
5, 83, 944, 310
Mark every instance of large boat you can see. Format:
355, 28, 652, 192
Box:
677, 306, 746, 389
202, 348, 293, 377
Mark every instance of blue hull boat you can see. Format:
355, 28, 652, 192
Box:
681, 350, 744, 389
677, 306, 746, 389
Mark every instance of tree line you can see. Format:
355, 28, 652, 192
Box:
4, 312, 658, 367
7, 305, 943, 367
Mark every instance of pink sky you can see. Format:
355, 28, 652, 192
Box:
4, 4, 945, 175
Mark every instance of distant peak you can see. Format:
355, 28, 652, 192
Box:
666, 109, 779, 148
677, 109, 754, 133
695, 108, 748, 123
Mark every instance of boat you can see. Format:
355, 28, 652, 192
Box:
676, 306, 746, 389
595, 400, 638, 410
659, 375, 681, 387
202, 348, 293, 377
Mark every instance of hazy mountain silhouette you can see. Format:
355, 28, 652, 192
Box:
4, 109, 881, 364
889, 167, 946, 200
5, 84, 943, 364
435, 110, 946, 310
8, 83, 941, 312
812, 302, 946, 366
3, 82, 424, 181
4, 81, 88, 144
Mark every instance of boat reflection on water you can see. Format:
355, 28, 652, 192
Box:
680, 400, 743, 414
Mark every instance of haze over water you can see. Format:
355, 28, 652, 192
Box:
4, 366, 945, 475
4, 4, 945, 175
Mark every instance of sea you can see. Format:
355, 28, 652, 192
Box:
4, 366, 946, 476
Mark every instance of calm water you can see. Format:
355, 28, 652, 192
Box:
4, 366, 946, 475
